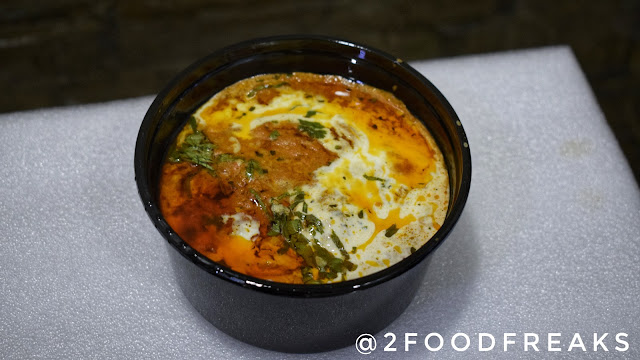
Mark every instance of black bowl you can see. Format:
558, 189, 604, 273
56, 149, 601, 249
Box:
134, 35, 471, 353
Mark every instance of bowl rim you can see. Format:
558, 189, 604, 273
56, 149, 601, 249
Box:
134, 34, 471, 297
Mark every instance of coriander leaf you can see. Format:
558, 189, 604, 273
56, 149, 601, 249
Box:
292, 235, 316, 267
330, 230, 349, 257
363, 174, 385, 182
217, 153, 237, 162
249, 189, 268, 216
246, 82, 289, 98
298, 119, 326, 139
274, 191, 290, 201
343, 260, 357, 271
302, 267, 318, 284
269, 130, 280, 140
188, 116, 198, 132
304, 213, 324, 235
313, 245, 336, 265
168, 131, 217, 171
304, 110, 319, 118
385, 224, 399, 237
246, 84, 265, 98
268, 224, 281, 237
245, 159, 266, 180
267, 190, 356, 281
289, 191, 306, 211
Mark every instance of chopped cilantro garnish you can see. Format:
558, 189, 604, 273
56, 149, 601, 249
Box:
304, 110, 319, 118
363, 174, 385, 182
269, 130, 280, 140
385, 224, 399, 237
330, 230, 349, 258
305, 213, 324, 235
289, 191, 306, 210
249, 189, 268, 216
168, 131, 216, 171
245, 159, 266, 180
188, 116, 198, 132
246, 82, 289, 98
298, 119, 326, 139
216, 153, 237, 162
266, 191, 355, 282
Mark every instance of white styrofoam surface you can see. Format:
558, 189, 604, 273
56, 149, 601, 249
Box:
1, 46, 638, 359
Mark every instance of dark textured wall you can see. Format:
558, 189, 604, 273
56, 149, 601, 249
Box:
1, 0, 638, 181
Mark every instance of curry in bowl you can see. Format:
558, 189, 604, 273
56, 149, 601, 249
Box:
158, 72, 449, 284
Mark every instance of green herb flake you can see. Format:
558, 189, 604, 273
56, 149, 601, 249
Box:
249, 189, 268, 216
266, 191, 357, 282
246, 85, 264, 98
385, 224, 399, 237
216, 153, 236, 162
344, 260, 357, 272
330, 230, 349, 257
269, 130, 280, 140
304, 110, 319, 118
245, 159, 266, 180
298, 119, 326, 139
301, 267, 318, 284
293, 236, 316, 267
363, 174, 385, 182
188, 116, 198, 132
289, 191, 306, 211
168, 131, 217, 171
358, 210, 364, 219
304, 213, 324, 235
275, 191, 291, 201
410, 246, 417, 254
247, 81, 290, 98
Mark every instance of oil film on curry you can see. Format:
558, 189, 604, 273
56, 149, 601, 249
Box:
158, 72, 449, 284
